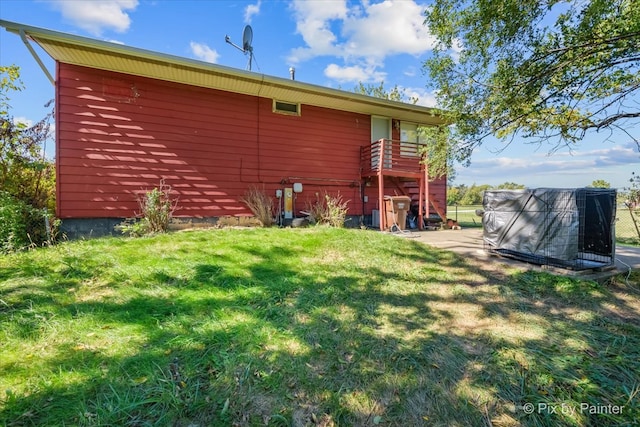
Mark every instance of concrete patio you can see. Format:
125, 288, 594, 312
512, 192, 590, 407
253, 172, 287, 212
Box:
397, 227, 639, 280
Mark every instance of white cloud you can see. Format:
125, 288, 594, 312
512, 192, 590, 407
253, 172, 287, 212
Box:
450, 37, 463, 62
190, 42, 220, 63
49, 0, 138, 36
324, 63, 386, 83
13, 116, 33, 127
340, 0, 436, 60
454, 143, 639, 188
244, 1, 261, 24
288, 0, 349, 63
404, 87, 438, 107
288, 0, 435, 84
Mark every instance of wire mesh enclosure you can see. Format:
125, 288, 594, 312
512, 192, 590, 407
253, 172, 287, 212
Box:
482, 188, 617, 270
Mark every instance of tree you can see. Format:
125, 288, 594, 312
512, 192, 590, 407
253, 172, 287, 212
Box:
0, 65, 56, 251
0, 65, 55, 210
424, 0, 640, 163
459, 183, 491, 205
623, 171, 640, 241
495, 182, 526, 190
588, 179, 611, 188
626, 172, 640, 207
353, 81, 417, 104
447, 184, 465, 205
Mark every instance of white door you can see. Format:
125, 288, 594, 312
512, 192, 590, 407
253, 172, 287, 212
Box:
371, 117, 391, 169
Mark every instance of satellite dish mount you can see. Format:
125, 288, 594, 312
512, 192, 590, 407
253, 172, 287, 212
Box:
225, 25, 254, 71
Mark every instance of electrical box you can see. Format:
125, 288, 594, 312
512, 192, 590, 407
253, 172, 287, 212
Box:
284, 188, 293, 219
293, 182, 303, 193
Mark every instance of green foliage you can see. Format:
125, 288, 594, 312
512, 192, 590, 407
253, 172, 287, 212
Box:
352, 81, 417, 104
424, 0, 640, 160
626, 171, 640, 207
1, 65, 55, 211
306, 192, 350, 227
0, 65, 56, 252
623, 171, 640, 241
417, 125, 462, 181
0, 191, 47, 253
117, 180, 177, 236
448, 182, 526, 205
495, 182, 526, 190
588, 179, 611, 188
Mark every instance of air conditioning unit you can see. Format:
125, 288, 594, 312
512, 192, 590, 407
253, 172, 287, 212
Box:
482, 188, 616, 270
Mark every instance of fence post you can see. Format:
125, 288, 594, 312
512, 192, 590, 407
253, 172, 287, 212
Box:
44, 209, 51, 242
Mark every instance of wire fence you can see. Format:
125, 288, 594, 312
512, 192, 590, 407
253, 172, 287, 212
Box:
448, 204, 640, 245
616, 206, 640, 244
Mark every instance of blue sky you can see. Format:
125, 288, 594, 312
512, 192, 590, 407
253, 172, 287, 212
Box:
1, 0, 638, 189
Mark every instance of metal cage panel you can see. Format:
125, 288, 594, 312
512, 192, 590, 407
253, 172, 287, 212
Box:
482, 188, 616, 270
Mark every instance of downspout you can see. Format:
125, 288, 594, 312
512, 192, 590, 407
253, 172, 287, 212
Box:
19, 29, 55, 85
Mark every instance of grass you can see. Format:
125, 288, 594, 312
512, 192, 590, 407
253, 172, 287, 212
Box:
447, 205, 484, 228
1, 227, 639, 426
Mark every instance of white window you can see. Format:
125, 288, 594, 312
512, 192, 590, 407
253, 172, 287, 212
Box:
400, 122, 423, 157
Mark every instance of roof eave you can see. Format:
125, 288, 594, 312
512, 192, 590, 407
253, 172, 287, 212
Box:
1, 19, 446, 125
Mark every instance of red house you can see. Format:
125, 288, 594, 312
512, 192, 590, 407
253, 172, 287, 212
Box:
2, 21, 447, 237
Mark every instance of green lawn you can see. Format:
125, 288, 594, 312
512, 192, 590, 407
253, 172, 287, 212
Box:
447, 205, 484, 227
1, 228, 638, 426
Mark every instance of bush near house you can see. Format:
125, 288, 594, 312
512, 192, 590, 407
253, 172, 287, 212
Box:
0, 191, 47, 253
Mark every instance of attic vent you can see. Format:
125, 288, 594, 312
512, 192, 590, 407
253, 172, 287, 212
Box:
273, 100, 300, 116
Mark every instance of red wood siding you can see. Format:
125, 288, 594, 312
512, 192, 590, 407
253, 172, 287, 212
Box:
56, 63, 371, 218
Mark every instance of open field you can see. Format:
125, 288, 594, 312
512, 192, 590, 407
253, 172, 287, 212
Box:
1, 228, 639, 426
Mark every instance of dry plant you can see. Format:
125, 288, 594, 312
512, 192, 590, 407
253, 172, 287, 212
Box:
306, 192, 350, 227
241, 185, 274, 227
117, 179, 178, 236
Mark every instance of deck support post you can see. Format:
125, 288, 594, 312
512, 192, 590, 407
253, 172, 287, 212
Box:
378, 139, 385, 231
418, 174, 424, 230
424, 166, 430, 220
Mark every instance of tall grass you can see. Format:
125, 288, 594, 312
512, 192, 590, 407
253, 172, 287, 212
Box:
1, 228, 638, 426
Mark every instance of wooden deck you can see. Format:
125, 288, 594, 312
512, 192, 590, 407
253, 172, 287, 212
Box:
361, 139, 446, 231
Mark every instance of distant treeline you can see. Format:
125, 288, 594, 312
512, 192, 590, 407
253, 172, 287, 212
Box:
447, 179, 628, 206
447, 182, 526, 206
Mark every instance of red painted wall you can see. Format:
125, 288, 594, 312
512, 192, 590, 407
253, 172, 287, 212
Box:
56, 63, 371, 219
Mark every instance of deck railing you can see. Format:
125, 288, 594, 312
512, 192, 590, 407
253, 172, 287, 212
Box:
360, 139, 425, 177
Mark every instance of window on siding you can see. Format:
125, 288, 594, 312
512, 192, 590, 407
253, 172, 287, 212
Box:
400, 122, 424, 158
273, 100, 301, 116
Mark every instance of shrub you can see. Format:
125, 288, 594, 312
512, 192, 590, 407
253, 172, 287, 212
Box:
241, 186, 274, 227
117, 180, 178, 236
0, 191, 48, 253
306, 192, 350, 227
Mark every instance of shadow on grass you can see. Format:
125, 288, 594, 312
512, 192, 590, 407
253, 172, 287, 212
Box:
1, 229, 638, 426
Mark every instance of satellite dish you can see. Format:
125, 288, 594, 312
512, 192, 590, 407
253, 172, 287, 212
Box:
242, 25, 253, 52
225, 25, 255, 71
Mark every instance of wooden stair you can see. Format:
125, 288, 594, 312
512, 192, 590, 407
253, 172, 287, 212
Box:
427, 195, 447, 222
397, 179, 447, 222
